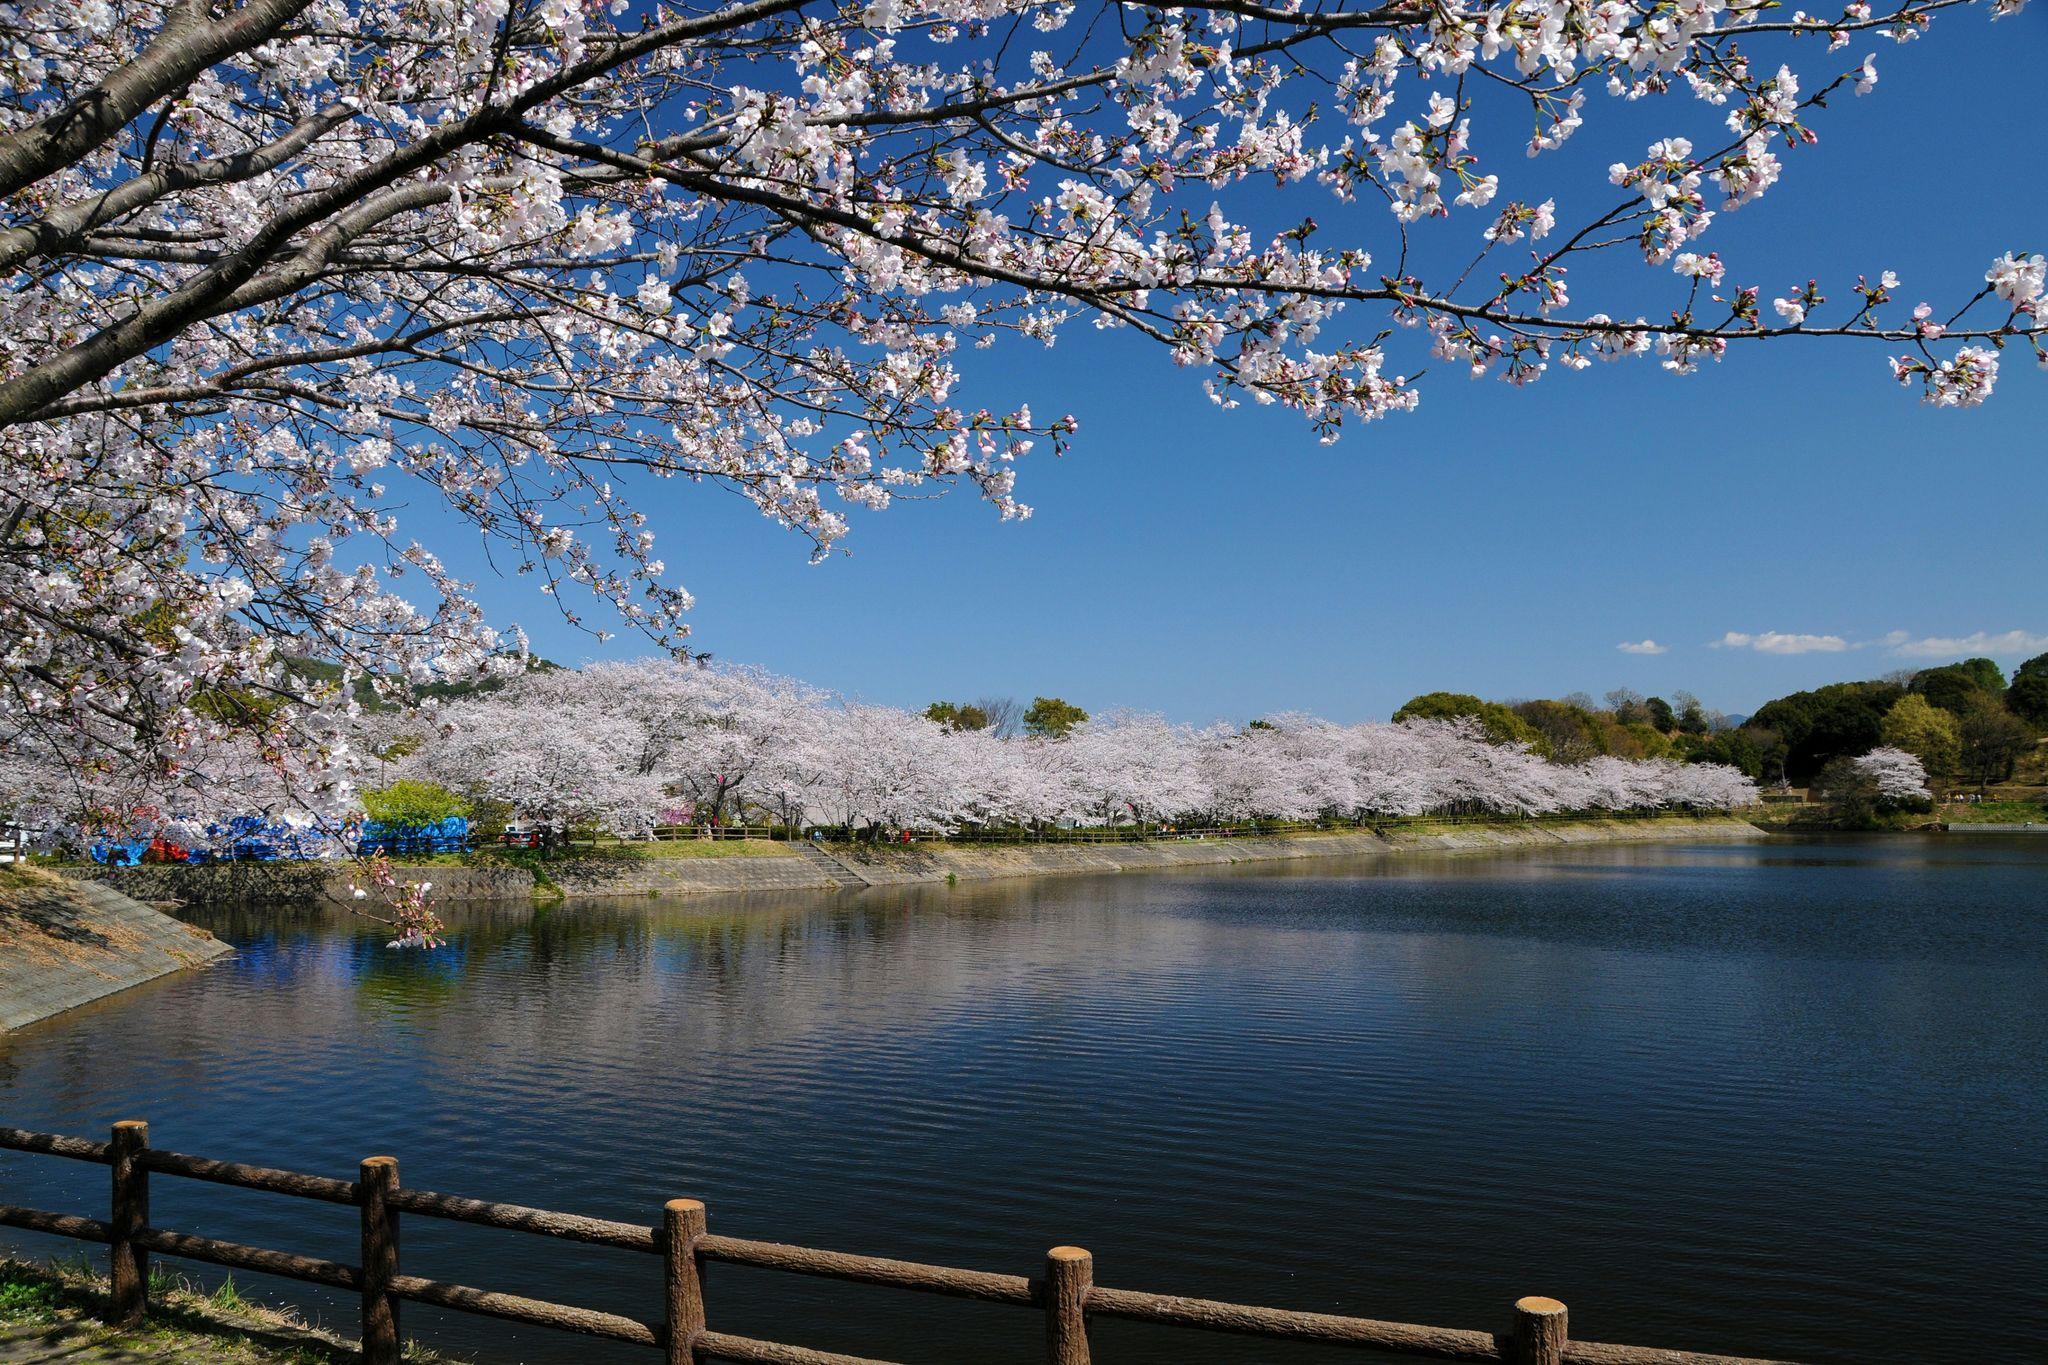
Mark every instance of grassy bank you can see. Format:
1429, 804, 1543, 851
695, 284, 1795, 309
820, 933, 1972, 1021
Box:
1941, 798, 2047, 825
0, 1257, 438, 1363
628, 838, 794, 858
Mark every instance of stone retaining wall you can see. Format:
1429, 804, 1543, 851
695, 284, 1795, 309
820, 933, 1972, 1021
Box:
54, 861, 535, 907
553, 817, 1763, 896
0, 870, 232, 1031
540, 850, 837, 897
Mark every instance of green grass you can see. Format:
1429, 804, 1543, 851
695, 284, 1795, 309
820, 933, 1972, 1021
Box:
0, 1256, 439, 1362
0, 1268, 62, 1322
208, 1275, 251, 1313
629, 838, 794, 859
1942, 799, 2048, 824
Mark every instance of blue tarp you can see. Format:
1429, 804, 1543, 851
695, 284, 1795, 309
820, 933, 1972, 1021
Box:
356, 816, 469, 857
88, 815, 456, 863
205, 815, 327, 862
89, 839, 152, 867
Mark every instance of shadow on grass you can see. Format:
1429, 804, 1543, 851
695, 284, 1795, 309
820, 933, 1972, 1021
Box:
0, 1257, 455, 1363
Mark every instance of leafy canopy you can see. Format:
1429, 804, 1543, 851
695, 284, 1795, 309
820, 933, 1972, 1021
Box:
362, 781, 471, 831
1395, 693, 1539, 749
1023, 697, 1090, 740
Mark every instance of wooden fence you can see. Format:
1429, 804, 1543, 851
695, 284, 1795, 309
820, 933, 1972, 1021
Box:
0, 1123, 1796, 1365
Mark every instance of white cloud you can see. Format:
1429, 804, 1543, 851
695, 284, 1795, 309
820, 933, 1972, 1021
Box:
1881, 629, 2048, 660
1616, 639, 1669, 655
1711, 631, 1850, 655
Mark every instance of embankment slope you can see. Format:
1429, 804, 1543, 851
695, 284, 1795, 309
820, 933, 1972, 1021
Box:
552, 816, 1763, 896
0, 866, 231, 1030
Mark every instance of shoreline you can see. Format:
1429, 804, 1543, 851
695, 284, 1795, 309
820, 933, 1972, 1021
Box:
58, 815, 1768, 906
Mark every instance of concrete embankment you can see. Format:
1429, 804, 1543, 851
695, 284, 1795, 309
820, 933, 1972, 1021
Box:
0, 868, 231, 1031
550, 816, 1763, 897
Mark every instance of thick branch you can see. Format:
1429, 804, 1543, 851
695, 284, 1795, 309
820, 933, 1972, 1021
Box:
0, 103, 355, 274
0, 0, 318, 202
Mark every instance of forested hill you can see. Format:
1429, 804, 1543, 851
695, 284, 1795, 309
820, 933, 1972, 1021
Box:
1395, 651, 2047, 794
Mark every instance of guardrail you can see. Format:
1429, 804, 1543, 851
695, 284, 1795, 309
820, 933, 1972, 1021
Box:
0, 1122, 1797, 1365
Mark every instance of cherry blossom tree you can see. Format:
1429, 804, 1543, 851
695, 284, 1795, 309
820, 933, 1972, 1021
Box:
608, 661, 833, 828
1062, 710, 1215, 826
1851, 745, 1933, 806
811, 700, 977, 831
413, 666, 669, 831
393, 659, 1759, 831
3, 0, 2041, 808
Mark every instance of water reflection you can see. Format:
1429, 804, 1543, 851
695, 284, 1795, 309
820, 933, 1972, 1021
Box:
3, 836, 2045, 1365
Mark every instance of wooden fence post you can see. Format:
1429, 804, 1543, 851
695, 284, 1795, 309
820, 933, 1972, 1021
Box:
107, 1120, 148, 1327
664, 1198, 708, 1365
1513, 1296, 1568, 1365
1044, 1246, 1092, 1365
360, 1156, 401, 1365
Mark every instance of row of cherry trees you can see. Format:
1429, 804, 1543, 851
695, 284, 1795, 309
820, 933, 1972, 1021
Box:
388, 661, 1759, 834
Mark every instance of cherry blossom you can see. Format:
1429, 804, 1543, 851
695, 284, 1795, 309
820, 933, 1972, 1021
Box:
1850, 747, 1933, 806
0, 0, 2038, 812
386, 662, 1759, 829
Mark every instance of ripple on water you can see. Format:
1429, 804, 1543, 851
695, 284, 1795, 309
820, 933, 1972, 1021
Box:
2, 836, 2045, 1365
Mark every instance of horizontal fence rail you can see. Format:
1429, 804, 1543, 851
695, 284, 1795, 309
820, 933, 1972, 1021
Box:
0, 1123, 1800, 1365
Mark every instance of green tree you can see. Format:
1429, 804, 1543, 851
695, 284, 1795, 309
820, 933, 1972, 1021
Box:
925, 701, 991, 731
1911, 661, 2001, 716
362, 780, 471, 831
1957, 695, 2030, 792
1603, 688, 1648, 726
1619, 722, 1673, 759
2007, 653, 2048, 727
1511, 699, 1608, 762
1879, 694, 1962, 779
1682, 726, 1784, 783
1644, 696, 1675, 733
1023, 696, 1089, 739
1394, 692, 1539, 747
1673, 691, 1712, 735
1747, 680, 1903, 785
1957, 657, 2008, 692
1813, 756, 1882, 828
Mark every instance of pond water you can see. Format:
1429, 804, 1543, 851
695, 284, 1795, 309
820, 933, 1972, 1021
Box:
2, 836, 2045, 1364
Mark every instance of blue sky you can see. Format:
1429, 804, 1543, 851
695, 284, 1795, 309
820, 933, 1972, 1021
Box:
426, 8, 2047, 723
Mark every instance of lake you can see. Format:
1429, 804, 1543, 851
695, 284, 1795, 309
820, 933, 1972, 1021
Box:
3, 835, 2044, 1364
